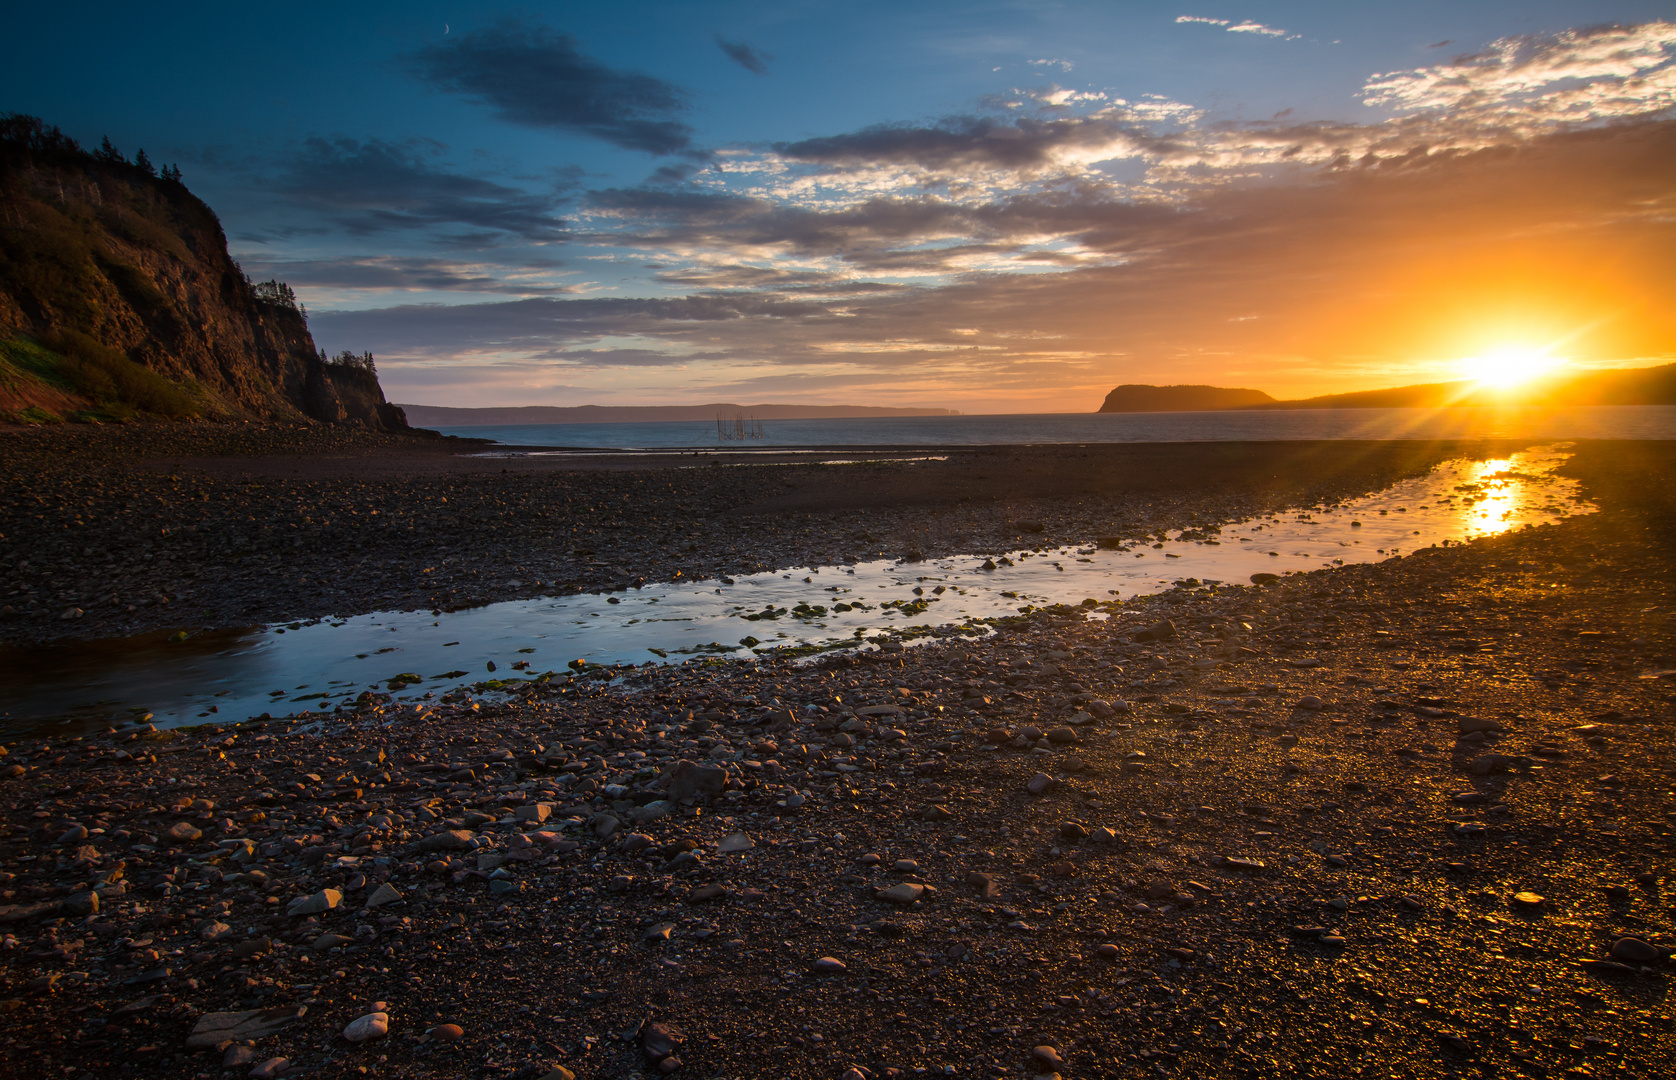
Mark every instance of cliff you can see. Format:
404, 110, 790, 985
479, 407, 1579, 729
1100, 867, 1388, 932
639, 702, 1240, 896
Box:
0, 114, 406, 430
1097, 383, 1276, 413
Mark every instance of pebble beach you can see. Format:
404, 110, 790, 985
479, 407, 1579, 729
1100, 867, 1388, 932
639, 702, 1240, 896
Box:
0, 429, 1672, 1080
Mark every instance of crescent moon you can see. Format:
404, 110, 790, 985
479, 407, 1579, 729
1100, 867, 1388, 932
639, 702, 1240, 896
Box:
444, 23, 450, 34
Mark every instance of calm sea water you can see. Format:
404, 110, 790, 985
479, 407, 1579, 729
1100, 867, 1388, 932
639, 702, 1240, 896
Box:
434, 405, 1676, 450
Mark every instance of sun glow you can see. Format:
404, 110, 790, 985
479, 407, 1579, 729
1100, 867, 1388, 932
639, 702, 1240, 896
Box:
1458, 346, 1564, 388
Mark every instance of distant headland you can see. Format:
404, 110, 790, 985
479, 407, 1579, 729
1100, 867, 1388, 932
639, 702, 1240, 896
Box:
398, 403, 961, 426
1097, 384, 1276, 412
1098, 364, 1676, 413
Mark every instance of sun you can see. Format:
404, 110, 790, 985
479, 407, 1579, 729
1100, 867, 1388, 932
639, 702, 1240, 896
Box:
1458, 345, 1564, 389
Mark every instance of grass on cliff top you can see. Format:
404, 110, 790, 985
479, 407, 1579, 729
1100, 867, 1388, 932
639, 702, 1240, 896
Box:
0, 333, 201, 423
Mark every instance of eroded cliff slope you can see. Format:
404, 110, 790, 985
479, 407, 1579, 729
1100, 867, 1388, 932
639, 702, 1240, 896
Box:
0, 114, 405, 429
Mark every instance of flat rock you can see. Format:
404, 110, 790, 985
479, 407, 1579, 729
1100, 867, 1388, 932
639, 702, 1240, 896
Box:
813, 956, 848, 973
186, 1007, 304, 1048
877, 882, 927, 905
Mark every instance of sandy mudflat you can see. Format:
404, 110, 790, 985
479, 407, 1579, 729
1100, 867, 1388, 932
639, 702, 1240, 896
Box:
2, 423, 1531, 646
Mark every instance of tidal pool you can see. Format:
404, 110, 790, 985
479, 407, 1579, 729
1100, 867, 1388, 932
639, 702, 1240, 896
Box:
0, 444, 1590, 736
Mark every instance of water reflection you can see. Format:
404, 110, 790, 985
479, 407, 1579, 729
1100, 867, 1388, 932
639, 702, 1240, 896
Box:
0, 444, 1592, 736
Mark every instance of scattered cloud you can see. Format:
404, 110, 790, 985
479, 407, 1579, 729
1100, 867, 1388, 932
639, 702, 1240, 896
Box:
715, 35, 771, 75
409, 21, 695, 154
1029, 58, 1074, 72
274, 137, 569, 240
1176, 15, 1295, 40
1362, 21, 1676, 129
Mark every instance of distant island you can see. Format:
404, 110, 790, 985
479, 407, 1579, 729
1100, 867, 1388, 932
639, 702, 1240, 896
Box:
1098, 384, 1275, 412
1098, 364, 1676, 413
398, 403, 961, 427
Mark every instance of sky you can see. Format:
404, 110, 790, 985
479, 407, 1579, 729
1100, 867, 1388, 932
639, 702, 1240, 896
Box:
5, 2, 1674, 412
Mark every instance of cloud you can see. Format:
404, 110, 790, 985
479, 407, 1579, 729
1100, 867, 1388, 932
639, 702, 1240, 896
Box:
275, 137, 569, 240
409, 21, 694, 154
233, 255, 576, 296
1176, 15, 1292, 38
1029, 58, 1074, 72
1362, 21, 1676, 128
317, 118, 1676, 410
772, 112, 1165, 173
715, 35, 771, 75
1227, 21, 1288, 38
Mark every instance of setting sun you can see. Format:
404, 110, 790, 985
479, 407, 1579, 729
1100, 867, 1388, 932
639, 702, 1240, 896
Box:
1458, 346, 1565, 388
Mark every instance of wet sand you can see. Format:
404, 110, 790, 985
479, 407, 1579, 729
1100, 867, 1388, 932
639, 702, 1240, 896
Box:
0, 432, 1671, 1079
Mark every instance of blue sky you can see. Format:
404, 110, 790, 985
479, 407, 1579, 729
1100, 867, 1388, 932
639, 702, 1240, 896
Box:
6, 2, 1674, 410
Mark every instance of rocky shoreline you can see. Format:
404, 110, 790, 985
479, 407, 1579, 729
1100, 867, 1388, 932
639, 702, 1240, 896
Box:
0, 438, 1671, 1078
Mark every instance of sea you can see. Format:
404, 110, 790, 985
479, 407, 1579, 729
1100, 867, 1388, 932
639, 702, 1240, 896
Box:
430, 404, 1676, 450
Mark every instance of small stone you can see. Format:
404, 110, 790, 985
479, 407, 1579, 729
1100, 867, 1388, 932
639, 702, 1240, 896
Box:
1134, 620, 1176, 643
1026, 773, 1055, 796
430, 1023, 464, 1043
198, 920, 232, 941
1610, 937, 1662, 964
61, 891, 98, 916
223, 1046, 258, 1067
514, 803, 552, 823
365, 883, 402, 908
162, 821, 202, 845
1469, 754, 1515, 776
717, 831, 755, 853
1096, 943, 1120, 959
668, 760, 728, 801
1033, 1046, 1064, 1068
231, 938, 272, 959
813, 957, 847, 974
343, 1011, 389, 1043
311, 933, 353, 951
1045, 726, 1078, 744
1059, 822, 1088, 841
922, 804, 953, 821
1296, 696, 1325, 711
417, 829, 474, 852
537, 1069, 576, 1080
249, 1057, 290, 1079
286, 889, 342, 917
1511, 891, 1543, 908
643, 1020, 684, 1061
1457, 716, 1505, 734
56, 825, 88, 844
878, 882, 926, 905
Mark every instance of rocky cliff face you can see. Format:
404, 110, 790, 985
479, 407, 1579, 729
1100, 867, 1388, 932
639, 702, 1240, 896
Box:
0, 115, 406, 429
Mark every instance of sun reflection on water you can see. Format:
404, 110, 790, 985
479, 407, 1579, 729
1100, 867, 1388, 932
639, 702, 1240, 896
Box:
1457, 456, 1527, 537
